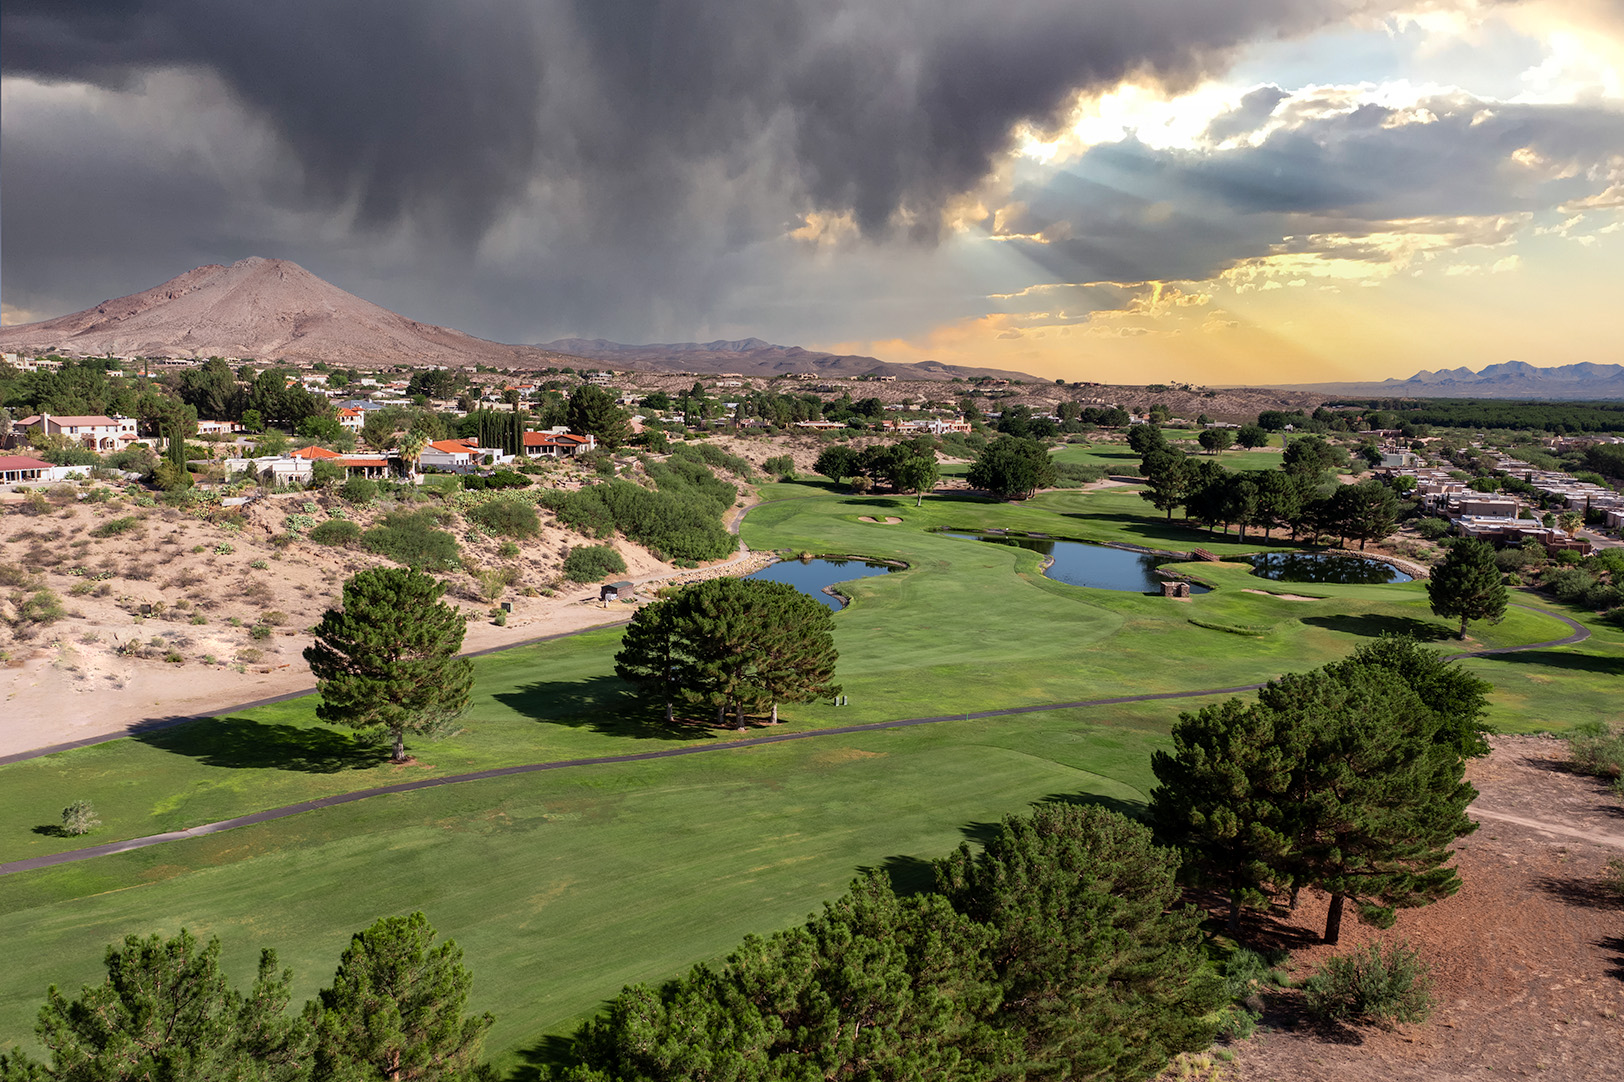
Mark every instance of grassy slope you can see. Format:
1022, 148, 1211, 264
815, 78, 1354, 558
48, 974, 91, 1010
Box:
2, 481, 1615, 1070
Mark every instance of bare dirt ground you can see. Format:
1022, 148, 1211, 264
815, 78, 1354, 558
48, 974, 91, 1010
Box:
0, 471, 773, 757
1225, 735, 1624, 1081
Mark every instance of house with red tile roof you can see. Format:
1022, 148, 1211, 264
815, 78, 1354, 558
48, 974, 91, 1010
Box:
418, 437, 511, 473
0, 455, 54, 483
521, 430, 596, 458
13, 413, 138, 452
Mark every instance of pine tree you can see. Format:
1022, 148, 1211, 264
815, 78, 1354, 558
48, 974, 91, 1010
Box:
5, 930, 311, 1081
1337, 635, 1492, 759
1138, 447, 1192, 521
1149, 698, 1299, 933
1427, 537, 1508, 639
935, 805, 1223, 1081
614, 600, 686, 724
304, 567, 474, 763
749, 585, 841, 724
566, 385, 631, 449
1262, 665, 1478, 944
309, 912, 492, 1082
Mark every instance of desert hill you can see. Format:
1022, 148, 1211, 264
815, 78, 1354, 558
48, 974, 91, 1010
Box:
1278, 360, 1624, 400
538, 337, 1042, 382
0, 258, 576, 370
0, 259, 1040, 381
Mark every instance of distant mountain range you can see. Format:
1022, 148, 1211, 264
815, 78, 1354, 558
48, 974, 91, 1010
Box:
1281, 361, 1624, 401
0, 258, 1037, 381
537, 337, 1037, 381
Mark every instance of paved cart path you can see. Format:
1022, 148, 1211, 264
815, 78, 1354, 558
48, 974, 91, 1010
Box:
0, 604, 1591, 876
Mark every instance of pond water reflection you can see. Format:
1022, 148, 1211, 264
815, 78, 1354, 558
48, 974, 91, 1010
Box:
947, 532, 1209, 594
1243, 551, 1412, 585
745, 557, 897, 610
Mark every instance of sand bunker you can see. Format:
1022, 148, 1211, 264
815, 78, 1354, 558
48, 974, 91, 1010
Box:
858, 516, 903, 524
1242, 588, 1324, 601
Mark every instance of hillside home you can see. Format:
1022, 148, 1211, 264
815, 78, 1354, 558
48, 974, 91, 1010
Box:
195, 420, 244, 436
14, 412, 139, 452
336, 408, 366, 431
419, 437, 511, 472
521, 431, 596, 458
0, 455, 53, 483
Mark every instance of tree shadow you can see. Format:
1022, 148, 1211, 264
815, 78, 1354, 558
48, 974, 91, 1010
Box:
1471, 649, 1621, 674
508, 1033, 580, 1081
1034, 791, 1150, 821
839, 497, 907, 509
494, 675, 718, 742
1300, 613, 1452, 642
1533, 875, 1624, 911
32, 824, 70, 837
133, 716, 383, 772
859, 854, 940, 898
1601, 935, 1624, 983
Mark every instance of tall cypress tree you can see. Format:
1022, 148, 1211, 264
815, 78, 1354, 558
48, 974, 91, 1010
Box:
304, 567, 474, 762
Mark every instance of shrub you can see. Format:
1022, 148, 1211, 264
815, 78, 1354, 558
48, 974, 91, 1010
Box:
460, 470, 531, 491
261, 610, 287, 626
1051, 462, 1107, 487
562, 544, 628, 583
90, 515, 143, 538
60, 800, 100, 836
339, 476, 379, 504
498, 541, 520, 558
467, 499, 541, 539
215, 542, 235, 555
15, 589, 65, 626
762, 454, 796, 481
475, 566, 519, 601
1413, 517, 1453, 541
1303, 941, 1433, 1028
361, 509, 461, 570
249, 624, 272, 641
249, 558, 270, 569
236, 647, 263, 663
1566, 721, 1624, 780
309, 519, 362, 546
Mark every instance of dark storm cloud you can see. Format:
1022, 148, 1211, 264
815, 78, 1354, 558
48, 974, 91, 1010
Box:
4, 1, 1380, 248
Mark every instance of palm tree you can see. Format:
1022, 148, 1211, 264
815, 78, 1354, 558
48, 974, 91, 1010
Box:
398, 431, 427, 482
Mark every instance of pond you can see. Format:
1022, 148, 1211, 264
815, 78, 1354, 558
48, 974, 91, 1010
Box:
745, 557, 898, 610
1243, 552, 1413, 585
946, 532, 1210, 594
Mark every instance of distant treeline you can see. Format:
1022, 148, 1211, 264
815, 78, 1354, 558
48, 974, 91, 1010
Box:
1328, 398, 1624, 433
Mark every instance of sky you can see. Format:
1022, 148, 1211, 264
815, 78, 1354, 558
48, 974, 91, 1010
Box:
2, 0, 1622, 385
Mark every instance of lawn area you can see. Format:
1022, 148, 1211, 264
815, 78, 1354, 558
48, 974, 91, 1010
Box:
3, 484, 1586, 867
1050, 439, 1284, 474
1, 479, 1613, 1075
0, 700, 1193, 1073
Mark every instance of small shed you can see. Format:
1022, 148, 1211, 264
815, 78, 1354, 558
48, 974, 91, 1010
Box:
600, 580, 635, 605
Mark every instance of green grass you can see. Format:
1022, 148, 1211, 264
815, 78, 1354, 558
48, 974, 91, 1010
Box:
2, 480, 1617, 1073
0, 703, 1186, 1072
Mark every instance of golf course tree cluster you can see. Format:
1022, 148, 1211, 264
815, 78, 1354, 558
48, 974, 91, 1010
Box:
0, 913, 496, 1081
813, 438, 941, 504
967, 436, 1057, 500
1135, 427, 1399, 548
304, 567, 475, 764
615, 577, 841, 729
1427, 537, 1510, 639
560, 805, 1223, 1082
1150, 636, 1489, 942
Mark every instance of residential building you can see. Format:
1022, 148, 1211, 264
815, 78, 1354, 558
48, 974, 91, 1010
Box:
521, 431, 596, 458
14, 412, 139, 452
